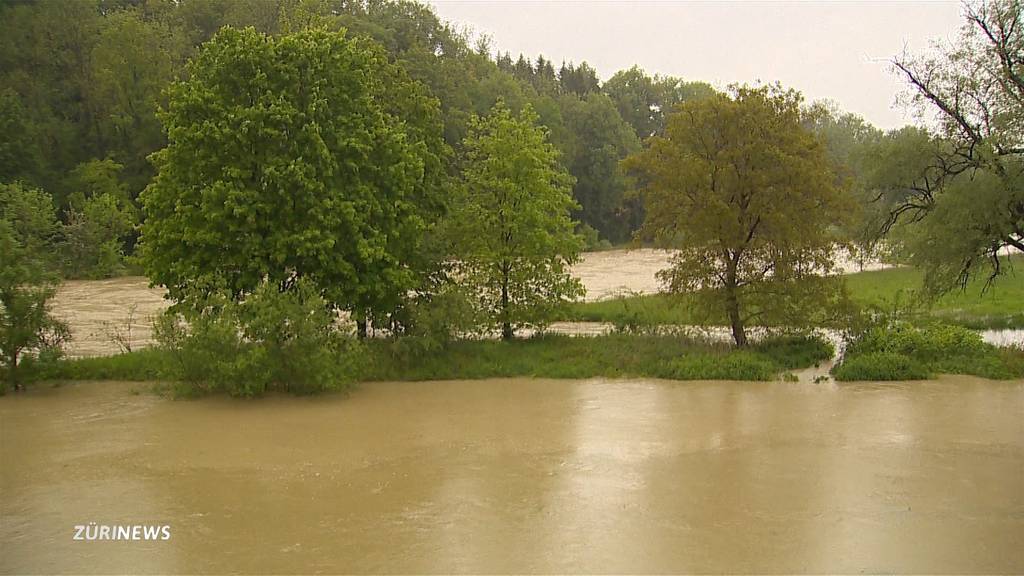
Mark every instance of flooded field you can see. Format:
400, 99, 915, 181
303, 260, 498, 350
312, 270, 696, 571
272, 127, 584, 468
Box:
2, 377, 1023, 573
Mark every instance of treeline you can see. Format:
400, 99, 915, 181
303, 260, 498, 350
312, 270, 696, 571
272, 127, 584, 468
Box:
0, 0, 719, 267
3, 0, 1018, 392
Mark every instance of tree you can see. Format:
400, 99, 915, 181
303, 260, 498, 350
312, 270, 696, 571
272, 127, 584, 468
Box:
803, 100, 884, 266
624, 85, 850, 346
604, 66, 717, 139
0, 183, 68, 390
88, 8, 187, 196
559, 93, 641, 242
139, 26, 446, 330
0, 89, 43, 185
558, 61, 600, 96
449, 103, 584, 340
888, 0, 1023, 289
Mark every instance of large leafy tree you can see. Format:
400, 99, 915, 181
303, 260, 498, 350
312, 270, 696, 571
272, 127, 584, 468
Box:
139, 26, 446, 327
887, 0, 1023, 289
0, 183, 68, 390
603, 66, 717, 139
559, 92, 641, 242
625, 85, 850, 346
449, 103, 584, 340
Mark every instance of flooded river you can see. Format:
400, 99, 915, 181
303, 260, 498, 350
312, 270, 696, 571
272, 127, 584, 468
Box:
2, 377, 1023, 573
50, 249, 1022, 357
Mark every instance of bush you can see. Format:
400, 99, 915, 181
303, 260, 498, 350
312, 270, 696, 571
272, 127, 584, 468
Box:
834, 321, 1023, 381
155, 280, 359, 397
848, 322, 989, 360
832, 351, 931, 381
388, 284, 483, 360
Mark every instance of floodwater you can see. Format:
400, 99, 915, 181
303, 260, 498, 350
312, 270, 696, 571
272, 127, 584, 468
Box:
50, 249, 904, 357
2, 377, 1022, 573
54, 251, 680, 356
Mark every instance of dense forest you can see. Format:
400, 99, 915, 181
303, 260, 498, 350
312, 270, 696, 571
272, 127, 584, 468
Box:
0, 0, 724, 262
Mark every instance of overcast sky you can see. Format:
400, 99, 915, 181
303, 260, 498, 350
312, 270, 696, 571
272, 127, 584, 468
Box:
425, 1, 965, 130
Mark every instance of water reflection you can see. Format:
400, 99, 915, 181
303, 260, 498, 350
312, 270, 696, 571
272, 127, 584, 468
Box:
2, 377, 1022, 573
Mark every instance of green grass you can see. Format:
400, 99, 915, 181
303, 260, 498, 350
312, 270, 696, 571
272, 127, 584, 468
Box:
842, 258, 1024, 329
21, 334, 834, 390
565, 255, 1024, 330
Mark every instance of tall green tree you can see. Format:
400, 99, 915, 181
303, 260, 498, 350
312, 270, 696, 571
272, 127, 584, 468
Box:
888, 0, 1023, 289
604, 66, 716, 139
803, 100, 884, 266
89, 8, 187, 195
0, 183, 68, 390
139, 26, 446, 328
559, 92, 641, 242
449, 103, 584, 340
625, 85, 850, 346
0, 89, 43, 186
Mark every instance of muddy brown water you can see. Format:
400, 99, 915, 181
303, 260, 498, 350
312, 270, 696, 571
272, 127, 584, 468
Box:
2, 377, 1023, 573
50, 249, 896, 357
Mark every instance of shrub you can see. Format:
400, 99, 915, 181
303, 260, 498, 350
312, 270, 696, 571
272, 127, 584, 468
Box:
847, 322, 989, 359
834, 321, 1022, 381
389, 284, 483, 360
832, 351, 931, 381
154, 280, 359, 397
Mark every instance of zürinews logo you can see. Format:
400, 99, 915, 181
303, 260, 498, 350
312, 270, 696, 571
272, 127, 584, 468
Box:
73, 523, 171, 541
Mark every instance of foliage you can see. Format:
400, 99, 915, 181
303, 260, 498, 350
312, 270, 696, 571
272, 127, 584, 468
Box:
62, 192, 136, 279
388, 283, 483, 358
139, 26, 446, 322
153, 279, 359, 397
448, 102, 585, 339
831, 352, 932, 381
0, 88, 43, 185
602, 65, 717, 139
885, 0, 1024, 290
625, 84, 852, 346
558, 92, 641, 242
0, 184, 68, 391
833, 321, 1024, 381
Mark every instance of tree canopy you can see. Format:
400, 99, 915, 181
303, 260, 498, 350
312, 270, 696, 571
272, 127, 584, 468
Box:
625, 85, 851, 346
887, 0, 1023, 289
449, 103, 584, 339
139, 26, 446, 322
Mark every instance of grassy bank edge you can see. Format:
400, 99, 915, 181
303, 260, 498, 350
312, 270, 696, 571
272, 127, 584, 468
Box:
16, 334, 834, 394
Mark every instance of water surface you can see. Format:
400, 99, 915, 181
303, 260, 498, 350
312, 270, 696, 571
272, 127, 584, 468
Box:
2, 377, 1022, 573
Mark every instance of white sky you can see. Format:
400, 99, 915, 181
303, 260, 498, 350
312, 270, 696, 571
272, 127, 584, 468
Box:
425, 0, 965, 130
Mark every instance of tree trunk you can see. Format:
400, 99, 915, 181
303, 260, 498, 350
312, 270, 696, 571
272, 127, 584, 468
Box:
8, 349, 20, 392
727, 298, 747, 347
724, 255, 747, 347
500, 264, 513, 341
356, 319, 367, 340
